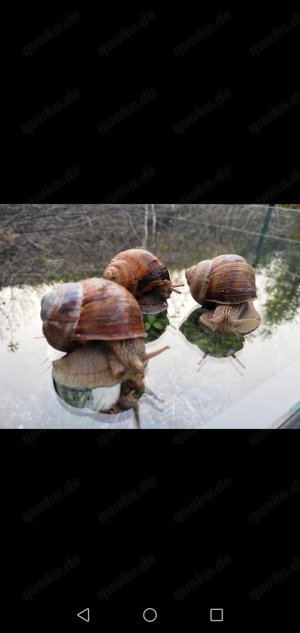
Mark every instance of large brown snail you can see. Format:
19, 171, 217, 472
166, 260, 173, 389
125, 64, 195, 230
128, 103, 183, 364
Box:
103, 248, 183, 313
185, 254, 261, 335
40, 278, 169, 388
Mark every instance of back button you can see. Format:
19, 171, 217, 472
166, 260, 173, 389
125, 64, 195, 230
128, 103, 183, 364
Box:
77, 608, 90, 622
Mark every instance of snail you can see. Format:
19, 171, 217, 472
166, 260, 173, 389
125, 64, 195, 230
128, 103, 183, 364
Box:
103, 248, 183, 314
40, 278, 169, 388
185, 254, 261, 335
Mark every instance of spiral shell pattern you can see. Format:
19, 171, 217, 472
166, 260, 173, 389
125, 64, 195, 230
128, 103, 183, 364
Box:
185, 254, 257, 305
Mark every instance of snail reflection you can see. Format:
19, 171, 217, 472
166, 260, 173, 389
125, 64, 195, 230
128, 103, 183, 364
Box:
143, 311, 169, 342
53, 369, 164, 428
41, 277, 169, 427
185, 254, 261, 335
179, 307, 248, 371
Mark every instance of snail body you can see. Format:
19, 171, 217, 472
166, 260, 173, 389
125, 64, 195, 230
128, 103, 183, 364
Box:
200, 300, 261, 335
103, 248, 182, 313
185, 254, 261, 335
52, 338, 167, 389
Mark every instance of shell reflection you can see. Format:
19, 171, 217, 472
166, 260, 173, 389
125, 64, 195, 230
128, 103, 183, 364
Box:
53, 370, 164, 428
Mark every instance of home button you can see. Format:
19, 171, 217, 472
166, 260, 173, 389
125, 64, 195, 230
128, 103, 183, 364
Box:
143, 608, 157, 622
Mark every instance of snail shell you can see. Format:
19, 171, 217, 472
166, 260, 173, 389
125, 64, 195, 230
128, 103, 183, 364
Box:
41, 278, 147, 353
52, 339, 169, 389
185, 254, 257, 305
103, 248, 181, 313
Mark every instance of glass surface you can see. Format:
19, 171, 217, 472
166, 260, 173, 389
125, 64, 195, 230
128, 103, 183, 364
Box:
1, 203, 300, 429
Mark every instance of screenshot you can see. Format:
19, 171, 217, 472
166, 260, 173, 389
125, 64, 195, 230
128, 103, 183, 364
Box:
3, 203, 299, 629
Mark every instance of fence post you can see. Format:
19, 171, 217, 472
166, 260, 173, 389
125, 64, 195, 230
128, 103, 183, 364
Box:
252, 205, 274, 268
142, 205, 149, 248
152, 204, 156, 249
